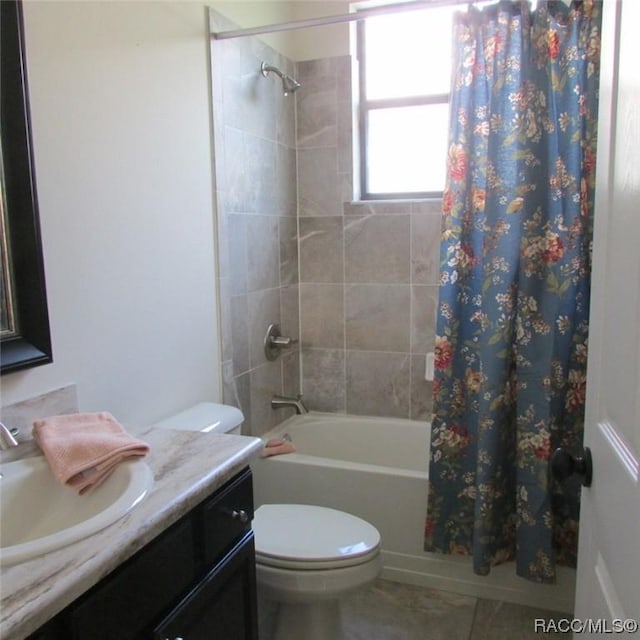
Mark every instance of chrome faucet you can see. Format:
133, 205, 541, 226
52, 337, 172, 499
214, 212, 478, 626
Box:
271, 394, 308, 415
0, 422, 19, 450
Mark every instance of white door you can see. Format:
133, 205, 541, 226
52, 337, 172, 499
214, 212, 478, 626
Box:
574, 0, 640, 633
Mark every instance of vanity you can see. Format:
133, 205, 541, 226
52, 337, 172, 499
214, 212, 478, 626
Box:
0, 428, 263, 640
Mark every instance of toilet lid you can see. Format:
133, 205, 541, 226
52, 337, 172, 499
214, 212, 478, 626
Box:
253, 504, 380, 568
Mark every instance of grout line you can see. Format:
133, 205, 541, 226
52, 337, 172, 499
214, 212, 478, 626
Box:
342, 188, 348, 415
294, 63, 304, 398
468, 597, 480, 640
409, 210, 415, 419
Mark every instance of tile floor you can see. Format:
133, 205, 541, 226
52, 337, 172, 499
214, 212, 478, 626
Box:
259, 578, 572, 639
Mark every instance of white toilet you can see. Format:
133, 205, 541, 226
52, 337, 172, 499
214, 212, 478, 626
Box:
253, 503, 382, 640
152, 401, 244, 435
153, 403, 383, 640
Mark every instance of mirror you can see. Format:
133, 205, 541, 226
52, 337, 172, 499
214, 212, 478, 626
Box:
1, 0, 52, 374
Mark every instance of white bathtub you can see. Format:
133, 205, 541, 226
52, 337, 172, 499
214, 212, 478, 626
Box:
251, 412, 575, 612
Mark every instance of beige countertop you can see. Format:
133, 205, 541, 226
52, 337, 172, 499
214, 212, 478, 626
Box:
0, 427, 263, 640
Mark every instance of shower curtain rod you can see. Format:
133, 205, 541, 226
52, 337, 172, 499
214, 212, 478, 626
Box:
211, 0, 478, 40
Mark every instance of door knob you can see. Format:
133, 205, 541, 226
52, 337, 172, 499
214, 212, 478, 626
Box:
551, 447, 593, 487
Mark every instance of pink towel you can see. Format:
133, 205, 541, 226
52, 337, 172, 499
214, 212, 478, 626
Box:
32, 412, 150, 494
259, 437, 296, 458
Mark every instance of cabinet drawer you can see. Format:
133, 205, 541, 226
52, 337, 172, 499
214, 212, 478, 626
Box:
69, 518, 196, 640
201, 469, 253, 565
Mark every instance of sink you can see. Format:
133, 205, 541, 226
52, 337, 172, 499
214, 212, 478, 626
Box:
0, 456, 153, 566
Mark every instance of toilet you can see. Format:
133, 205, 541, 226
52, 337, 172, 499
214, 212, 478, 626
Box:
253, 503, 382, 640
151, 401, 244, 435
153, 403, 383, 640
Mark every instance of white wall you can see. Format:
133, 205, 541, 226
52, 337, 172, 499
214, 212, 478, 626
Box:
211, 1, 298, 59
290, 1, 350, 61
1, 2, 221, 428
211, 0, 350, 61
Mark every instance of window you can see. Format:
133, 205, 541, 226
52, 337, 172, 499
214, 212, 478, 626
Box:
357, 5, 458, 199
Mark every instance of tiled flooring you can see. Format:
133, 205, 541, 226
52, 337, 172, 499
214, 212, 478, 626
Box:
259, 578, 572, 639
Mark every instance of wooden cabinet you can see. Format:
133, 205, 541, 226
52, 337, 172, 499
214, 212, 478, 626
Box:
154, 535, 257, 640
29, 468, 258, 640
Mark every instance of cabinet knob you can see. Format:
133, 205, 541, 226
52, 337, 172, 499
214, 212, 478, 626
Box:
231, 509, 249, 524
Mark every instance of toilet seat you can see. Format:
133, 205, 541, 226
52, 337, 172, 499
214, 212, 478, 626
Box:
253, 504, 381, 570
253, 504, 383, 639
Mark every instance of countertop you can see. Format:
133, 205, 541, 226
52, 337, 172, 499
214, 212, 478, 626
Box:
0, 427, 263, 640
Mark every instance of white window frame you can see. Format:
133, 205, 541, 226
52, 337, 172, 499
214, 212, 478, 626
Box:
356, 9, 450, 200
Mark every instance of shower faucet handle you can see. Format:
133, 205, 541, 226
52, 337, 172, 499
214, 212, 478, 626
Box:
264, 323, 298, 361
270, 335, 295, 347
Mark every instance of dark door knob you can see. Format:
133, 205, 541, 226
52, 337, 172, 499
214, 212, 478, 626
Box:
551, 447, 593, 487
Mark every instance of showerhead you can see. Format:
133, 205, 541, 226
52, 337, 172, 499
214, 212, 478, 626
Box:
282, 74, 302, 96
261, 61, 301, 96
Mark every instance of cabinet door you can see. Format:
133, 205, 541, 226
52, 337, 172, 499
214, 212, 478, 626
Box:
26, 618, 63, 640
69, 518, 196, 640
154, 533, 258, 640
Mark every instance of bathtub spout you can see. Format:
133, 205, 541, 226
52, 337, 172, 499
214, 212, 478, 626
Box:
271, 394, 308, 415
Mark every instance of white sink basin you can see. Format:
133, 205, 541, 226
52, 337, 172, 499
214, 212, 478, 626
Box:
0, 456, 153, 566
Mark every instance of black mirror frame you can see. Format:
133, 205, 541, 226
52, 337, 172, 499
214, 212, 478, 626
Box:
1, 0, 52, 375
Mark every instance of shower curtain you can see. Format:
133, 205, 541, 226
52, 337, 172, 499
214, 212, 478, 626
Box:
424, 0, 601, 583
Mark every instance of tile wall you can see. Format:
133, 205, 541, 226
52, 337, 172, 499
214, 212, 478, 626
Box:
295, 56, 441, 420
212, 21, 442, 431
211, 11, 300, 436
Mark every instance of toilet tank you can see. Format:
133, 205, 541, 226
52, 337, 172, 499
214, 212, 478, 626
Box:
152, 402, 244, 435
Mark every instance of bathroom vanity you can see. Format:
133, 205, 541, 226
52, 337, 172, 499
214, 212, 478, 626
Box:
0, 428, 263, 640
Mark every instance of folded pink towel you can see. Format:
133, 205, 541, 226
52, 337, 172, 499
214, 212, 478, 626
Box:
32, 412, 150, 494
259, 437, 296, 458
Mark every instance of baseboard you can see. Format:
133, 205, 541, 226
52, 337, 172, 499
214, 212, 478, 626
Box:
380, 550, 576, 613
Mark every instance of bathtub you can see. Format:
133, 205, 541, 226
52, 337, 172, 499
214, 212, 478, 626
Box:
251, 412, 575, 612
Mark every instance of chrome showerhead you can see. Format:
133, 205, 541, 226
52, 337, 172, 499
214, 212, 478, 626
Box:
282, 74, 302, 95
261, 61, 301, 96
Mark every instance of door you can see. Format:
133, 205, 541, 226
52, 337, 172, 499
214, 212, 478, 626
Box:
574, 0, 640, 632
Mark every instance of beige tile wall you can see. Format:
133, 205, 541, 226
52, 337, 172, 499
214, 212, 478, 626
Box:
212, 25, 441, 429
296, 56, 441, 420
211, 14, 300, 436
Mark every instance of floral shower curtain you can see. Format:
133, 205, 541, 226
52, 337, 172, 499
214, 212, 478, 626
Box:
424, 0, 601, 583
